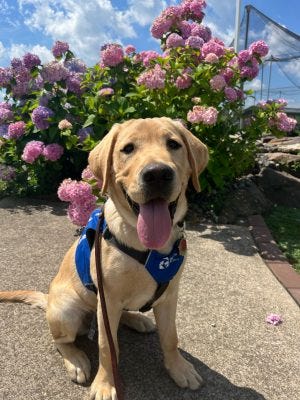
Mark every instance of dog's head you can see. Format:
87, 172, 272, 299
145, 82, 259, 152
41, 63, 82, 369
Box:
89, 117, 208, 249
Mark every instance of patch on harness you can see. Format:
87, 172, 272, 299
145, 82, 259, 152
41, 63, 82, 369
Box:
144, 239, 186, 284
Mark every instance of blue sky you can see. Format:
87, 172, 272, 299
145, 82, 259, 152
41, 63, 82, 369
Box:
1, 0, 300, 105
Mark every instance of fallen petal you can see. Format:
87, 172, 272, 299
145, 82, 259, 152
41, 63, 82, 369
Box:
266, 313, 283, 326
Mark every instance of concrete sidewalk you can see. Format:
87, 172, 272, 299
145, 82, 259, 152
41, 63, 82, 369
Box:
0, 198, 299, 400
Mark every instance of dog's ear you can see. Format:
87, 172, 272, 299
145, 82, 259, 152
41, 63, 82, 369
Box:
88, 123, 120, 194
174, 121, 209, 192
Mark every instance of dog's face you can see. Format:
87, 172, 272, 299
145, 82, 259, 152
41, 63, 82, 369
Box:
89, 117, 208, 249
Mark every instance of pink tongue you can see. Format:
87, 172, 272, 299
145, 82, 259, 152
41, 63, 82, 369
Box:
137, 199, 172, 249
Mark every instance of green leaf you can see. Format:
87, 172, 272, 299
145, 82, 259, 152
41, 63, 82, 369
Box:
83, 114, 96, 128
124, 106, 136, 114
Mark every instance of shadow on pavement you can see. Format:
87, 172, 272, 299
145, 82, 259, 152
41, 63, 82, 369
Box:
0, 197, 67, 216
77, 326, 265, 400
187, 222, 258, 257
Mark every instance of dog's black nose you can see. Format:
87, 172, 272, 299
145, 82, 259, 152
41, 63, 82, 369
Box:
141, 163, 175, 186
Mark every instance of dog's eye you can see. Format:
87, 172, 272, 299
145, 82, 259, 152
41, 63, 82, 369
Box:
121, 143, 135, 154
167, 139, 182, 150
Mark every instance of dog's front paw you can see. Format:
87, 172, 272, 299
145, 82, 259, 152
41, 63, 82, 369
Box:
63, 348, 91, 384
166, 353, 203, 390
90, 373, 117, 400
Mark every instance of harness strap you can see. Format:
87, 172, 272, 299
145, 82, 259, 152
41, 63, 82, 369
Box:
103, 226, 170, 312
103, 227, 150, 265
138, 282, 169, 313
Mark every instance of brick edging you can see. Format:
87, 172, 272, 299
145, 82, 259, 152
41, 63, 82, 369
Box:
248, 215, 300, 306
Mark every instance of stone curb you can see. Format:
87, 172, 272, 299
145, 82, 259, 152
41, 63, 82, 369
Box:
248, 214, 300, 306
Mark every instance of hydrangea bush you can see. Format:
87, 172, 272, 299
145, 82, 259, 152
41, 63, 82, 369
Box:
0, 0, 297, 224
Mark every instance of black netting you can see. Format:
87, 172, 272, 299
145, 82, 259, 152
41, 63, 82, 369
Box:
235, 5, 300, 105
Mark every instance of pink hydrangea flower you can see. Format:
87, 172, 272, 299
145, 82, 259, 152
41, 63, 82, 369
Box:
0, 67, 12, 86
204, 53, 219, 63
185, 35, 204, 49
0, 164, 16, 181
240, 64, 260, 80
202, 106, 219, 125
187, 105, 218, 125
272, 112, 297, 132
189, 0, 206, 18
276, 98, 288, 109
23, 53, 41, 69
41, 61, 69, 83
139, 51, 160, 67
57, 179, 77, 202
52, 41, 69, 58
43, 143, 64, 161
238, 49, 251, 65
166, 33, 185, 48
125, 45, 136, 55
81, 166, 103, 189
0, 107, 13, 123
202, 39, 225, 58
181, 0, 206, 20
137, 64, 166, 89
57, 178, 97, 226
151, 15, 173, 39
249, 40, 269, 57
58, 119, 72, 130
7, 121, 26, 139
176, 74, 192, 89
221, 67, 235, 84
67, 200, 96, 227
210, 75, 226, 91
177, 20, 192, 39
0, 102, 12, 110
266, 313, 283, 326
58, 179, 94, 203
81, 166, 94, 181
22, 140, 44, 163
100, 44, 124, 67
64, 58, 87, 73
224, 87, 238, 102
31, 106, 54, 130
98, 87, 114, 96
66, 72, 83, 95
190, 22, 212, 42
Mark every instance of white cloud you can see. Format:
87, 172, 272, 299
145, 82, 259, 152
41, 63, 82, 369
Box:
205, 0, 235, 45
0, 42, 52, 66
282, 59, 300, 79
9, 43, 52, 63
17, 0, 167, 65
125, 0, 167, 26
0, 41, 5, 59
245, 78, 264, 92
206, 21, 234, 45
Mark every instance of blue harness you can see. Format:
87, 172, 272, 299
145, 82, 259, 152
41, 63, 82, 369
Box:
75, 209, 185, 304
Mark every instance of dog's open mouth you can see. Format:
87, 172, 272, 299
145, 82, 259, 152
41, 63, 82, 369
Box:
122, 188, 178, 249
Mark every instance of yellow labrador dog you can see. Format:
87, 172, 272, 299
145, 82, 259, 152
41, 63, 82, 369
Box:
0, 117, 208, 400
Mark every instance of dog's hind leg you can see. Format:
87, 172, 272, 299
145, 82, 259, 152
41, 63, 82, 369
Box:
46, 288, 92, 384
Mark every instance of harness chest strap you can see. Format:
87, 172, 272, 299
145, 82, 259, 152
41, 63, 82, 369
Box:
75, 208, 186, 311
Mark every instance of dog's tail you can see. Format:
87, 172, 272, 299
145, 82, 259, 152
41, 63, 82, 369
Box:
0, 290, 48, 310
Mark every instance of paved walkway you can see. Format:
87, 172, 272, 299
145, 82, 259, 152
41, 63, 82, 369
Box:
0, 198, 299, 400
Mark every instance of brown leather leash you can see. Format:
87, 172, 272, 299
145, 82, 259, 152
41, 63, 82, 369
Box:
94, 211, 124, 400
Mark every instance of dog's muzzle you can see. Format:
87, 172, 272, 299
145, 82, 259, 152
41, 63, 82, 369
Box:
140, 163, 175, 201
